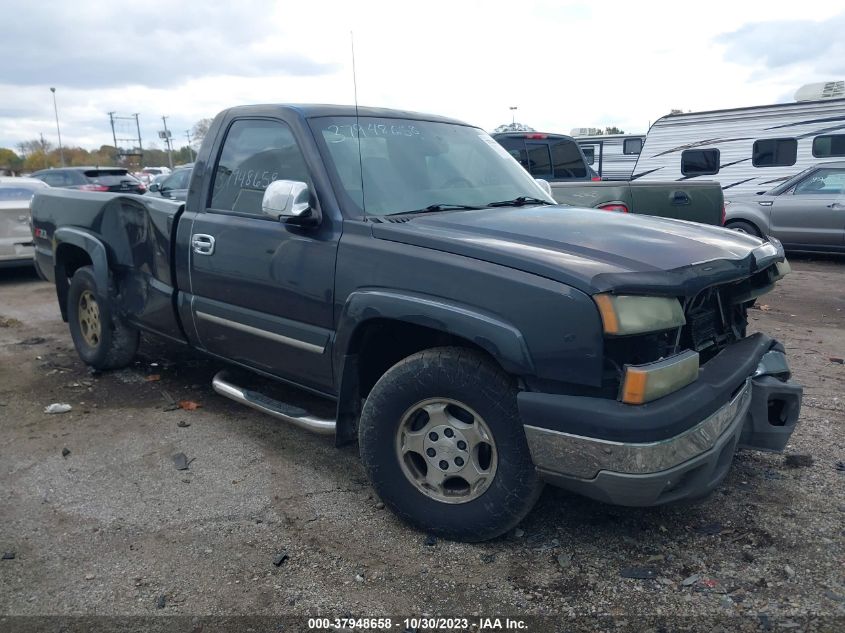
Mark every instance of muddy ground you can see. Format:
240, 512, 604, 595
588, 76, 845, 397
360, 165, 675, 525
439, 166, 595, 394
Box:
0, 258, 844, 630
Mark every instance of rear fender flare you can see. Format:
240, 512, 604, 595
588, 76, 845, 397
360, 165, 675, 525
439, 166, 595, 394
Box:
54, 227, 110, 319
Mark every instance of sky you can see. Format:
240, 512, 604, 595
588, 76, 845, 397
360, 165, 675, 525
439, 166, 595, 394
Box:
0, 0, 843, 153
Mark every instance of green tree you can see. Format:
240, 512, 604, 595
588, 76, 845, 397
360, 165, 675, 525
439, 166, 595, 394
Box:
172, 145, 195, 166
143, 147, 171, 168
0, 147, 23, 174
17, 138, 53, 171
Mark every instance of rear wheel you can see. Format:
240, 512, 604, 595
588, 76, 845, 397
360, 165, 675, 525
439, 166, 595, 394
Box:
67, 266, 139, 370
726, 220, 761, 237
359, 347, 543, 541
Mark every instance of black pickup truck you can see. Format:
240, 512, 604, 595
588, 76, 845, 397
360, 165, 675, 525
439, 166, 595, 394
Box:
31, 104, 802, 541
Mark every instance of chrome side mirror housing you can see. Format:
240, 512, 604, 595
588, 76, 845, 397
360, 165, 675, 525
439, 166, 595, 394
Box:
261, 180, 318, 225
148, 182, 160, 193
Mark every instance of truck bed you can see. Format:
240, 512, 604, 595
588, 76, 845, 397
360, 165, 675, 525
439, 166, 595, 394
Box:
550, 180, 724, 225
31, 189, 186, 342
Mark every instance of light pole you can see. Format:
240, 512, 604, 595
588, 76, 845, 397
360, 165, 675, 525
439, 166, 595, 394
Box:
50, 87, 65, 166
160, 116, 174, 169
509, 106, 518, 126
185, 130, 195, 162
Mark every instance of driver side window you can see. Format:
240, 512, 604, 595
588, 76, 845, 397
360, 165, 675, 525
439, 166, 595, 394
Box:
210, 119, 309, 216
793, 168, 845, 196
164, 169, 190, 190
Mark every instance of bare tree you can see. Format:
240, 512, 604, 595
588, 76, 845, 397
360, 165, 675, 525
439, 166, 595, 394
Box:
492, 122, 536, 133
17, 138, 51, 157
191, 118, 213, 146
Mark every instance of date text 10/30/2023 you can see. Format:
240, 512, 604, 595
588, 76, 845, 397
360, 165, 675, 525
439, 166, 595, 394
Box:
307, 616, 529, 630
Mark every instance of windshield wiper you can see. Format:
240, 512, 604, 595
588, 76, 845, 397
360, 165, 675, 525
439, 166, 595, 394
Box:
485, 196, 554, 208
387, 203, 481, 216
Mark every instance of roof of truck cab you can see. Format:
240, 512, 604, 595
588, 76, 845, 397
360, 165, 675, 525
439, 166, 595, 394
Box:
225, 104, 472, 126
492, 132, 572, 139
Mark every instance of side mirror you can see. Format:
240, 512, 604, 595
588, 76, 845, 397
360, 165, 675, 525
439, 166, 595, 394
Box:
262, 180, 318, 225
148, 182, 161, 192
535, 178, 552, 197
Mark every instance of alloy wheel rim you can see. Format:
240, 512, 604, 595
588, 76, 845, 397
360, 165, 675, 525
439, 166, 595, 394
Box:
78, 290, 102, 348
395, 398, 498, 504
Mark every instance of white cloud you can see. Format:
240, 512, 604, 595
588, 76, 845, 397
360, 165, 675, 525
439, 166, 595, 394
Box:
1, 0, 843, 151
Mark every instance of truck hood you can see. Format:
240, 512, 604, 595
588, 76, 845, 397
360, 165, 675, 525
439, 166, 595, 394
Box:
371, 205, 783, 296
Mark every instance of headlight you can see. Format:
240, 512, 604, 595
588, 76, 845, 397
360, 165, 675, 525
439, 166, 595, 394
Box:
594, 294, 686, 336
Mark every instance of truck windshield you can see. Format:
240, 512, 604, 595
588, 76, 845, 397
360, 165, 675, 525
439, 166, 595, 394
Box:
310, 116, 554, 216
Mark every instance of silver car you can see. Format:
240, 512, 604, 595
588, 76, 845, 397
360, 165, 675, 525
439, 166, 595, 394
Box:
724, 161, 845, 253
0, 177, 48, 268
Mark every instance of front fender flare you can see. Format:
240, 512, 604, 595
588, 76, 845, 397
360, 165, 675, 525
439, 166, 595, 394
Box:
334, 289, 535, 377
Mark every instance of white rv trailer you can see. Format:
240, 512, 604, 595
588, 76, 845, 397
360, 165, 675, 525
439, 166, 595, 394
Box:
631, 87, 845, 196
572, 133, 646, 180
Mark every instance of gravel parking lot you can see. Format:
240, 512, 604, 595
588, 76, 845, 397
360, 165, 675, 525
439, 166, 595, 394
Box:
1, 258, 844, 630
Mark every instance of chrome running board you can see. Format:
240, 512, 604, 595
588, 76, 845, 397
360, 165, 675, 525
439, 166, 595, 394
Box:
211, 370, 336, 436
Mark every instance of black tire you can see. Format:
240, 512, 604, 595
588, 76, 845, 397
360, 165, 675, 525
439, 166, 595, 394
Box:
67, 266, 139, 370
359, 347, 543, 541
726, 220, 761, 237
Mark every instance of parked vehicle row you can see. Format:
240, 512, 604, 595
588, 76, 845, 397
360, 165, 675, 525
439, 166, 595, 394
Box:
30, 167, 147, 194
0, 177, 48, 268
31, 103, 802, 541
493, 131, 724, 225
134, 166, 172, 186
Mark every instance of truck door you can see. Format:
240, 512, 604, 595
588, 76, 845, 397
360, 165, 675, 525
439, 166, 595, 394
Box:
769, 167, 845, 248
185, 117, 339, 393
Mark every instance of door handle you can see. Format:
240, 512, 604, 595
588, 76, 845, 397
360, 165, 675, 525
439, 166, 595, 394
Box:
192, 234, 215, 255
670, 191, 690, 205
827, 202, 844, 209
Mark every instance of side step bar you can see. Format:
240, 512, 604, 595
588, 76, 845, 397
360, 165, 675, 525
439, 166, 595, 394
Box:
212, 370, 336, 436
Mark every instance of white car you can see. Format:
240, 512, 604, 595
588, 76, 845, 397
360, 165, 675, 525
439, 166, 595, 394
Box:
142, 166, 171, 179
0, 177, 49, 268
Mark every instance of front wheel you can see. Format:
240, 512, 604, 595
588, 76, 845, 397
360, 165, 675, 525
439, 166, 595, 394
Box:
359, 347, 543, 541
67, 266, 139, 370
726, 220, 761, 237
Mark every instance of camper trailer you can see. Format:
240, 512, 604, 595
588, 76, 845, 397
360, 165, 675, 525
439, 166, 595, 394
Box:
572, 132, 646, 181
631, 82, 845, 196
